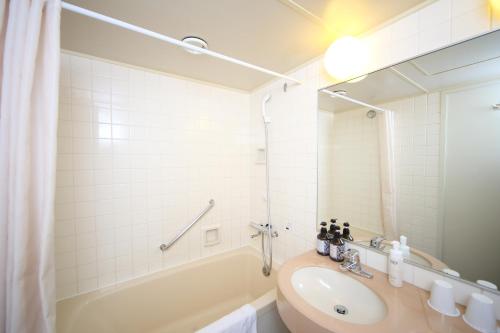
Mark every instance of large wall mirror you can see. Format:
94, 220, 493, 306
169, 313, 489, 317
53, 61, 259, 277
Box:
317, 29, 500, 290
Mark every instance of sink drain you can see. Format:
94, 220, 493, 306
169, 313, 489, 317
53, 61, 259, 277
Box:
334, 304, 348, 315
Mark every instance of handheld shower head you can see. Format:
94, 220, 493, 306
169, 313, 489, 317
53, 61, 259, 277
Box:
262, 94, 272, 124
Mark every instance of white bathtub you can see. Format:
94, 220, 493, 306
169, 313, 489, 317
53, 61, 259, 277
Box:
56, 247, 288, 333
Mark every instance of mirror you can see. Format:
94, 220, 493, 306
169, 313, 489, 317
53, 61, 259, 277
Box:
317, 29, 500, 290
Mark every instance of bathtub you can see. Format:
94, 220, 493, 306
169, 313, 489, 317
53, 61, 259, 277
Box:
56, 247, 288, 333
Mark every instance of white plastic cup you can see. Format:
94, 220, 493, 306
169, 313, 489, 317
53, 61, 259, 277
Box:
427, 280, 460, 317
476, 280, 498, 291
463, 293, 497, 333
442, 268, 460, 278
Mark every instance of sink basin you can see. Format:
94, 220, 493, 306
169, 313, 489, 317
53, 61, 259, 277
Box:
291, 266, 387, 324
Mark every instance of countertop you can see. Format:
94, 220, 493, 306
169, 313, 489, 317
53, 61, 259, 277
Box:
277, 250, 480, 333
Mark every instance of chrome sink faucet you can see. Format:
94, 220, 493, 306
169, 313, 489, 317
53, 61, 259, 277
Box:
339, 249, 373, 279
370, 236, 386, 250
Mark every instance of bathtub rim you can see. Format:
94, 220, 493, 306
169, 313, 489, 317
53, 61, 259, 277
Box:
56, 245, 280, 331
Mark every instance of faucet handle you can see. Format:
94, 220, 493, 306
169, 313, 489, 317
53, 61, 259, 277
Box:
342, 249, 359, 262
339, 248, 374, 279
370, 236, 385, 248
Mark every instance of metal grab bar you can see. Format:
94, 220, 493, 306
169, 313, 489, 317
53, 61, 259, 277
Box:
159, 199, 215, 252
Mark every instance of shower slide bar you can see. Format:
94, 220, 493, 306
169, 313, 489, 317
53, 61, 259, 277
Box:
61, 2, 302, 85
321, 89, 389, 113
159, 199, 215, 252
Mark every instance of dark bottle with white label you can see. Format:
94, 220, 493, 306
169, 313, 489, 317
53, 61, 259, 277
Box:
342, 222, 353, 241
329, 230, 345, 262
334, 225, 342, 236
330, 218, 338, 230
316, 222, 329, 256
327, 222, 336, 242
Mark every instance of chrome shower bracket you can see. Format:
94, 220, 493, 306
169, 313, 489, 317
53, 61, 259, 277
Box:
249, 222, 278, 238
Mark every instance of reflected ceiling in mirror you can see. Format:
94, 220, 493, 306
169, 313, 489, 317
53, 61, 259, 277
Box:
317, 29, 500, 291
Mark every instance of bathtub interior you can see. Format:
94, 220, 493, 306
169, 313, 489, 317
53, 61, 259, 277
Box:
57, 247, 279, 333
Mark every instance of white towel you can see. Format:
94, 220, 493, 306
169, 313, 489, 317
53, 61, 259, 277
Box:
196, 304, 257, 333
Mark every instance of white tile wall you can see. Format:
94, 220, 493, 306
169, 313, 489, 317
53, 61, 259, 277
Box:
494, 5, 500, 28
363, 248, 485, 306
358, 0, 493, 73
413, 263, 449, 290
401, 262, 415, 284
366, 250, 388, 274
249, 66, 319, 263
345, 244, 495, 309
317, 110, 336, 222
451, 0, 491, 41
346, 243, 367, 264
445, 276, 482, 305
318, 94, 441, 256
382, 94, 442, 256
56, 53, 251, 299
323, 108, 383, 234
402, 262, 485, 306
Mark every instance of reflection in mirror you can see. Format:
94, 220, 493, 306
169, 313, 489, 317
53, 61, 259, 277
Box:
317, 29, 500, 290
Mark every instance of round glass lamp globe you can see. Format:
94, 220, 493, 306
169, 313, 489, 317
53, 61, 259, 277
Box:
323, 36, 369, 81
490, 0, 500, 11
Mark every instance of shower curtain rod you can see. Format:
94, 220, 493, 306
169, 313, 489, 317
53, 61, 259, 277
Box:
61, 2, 302, 85
321, 89, 388, 113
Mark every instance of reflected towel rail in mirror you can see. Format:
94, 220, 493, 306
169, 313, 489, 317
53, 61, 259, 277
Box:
159, 199, 215, 251
321, 89, 389, 113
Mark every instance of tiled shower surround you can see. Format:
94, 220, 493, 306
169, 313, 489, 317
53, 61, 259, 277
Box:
325, 107, 384, 236
55, 0, 499, 307
386, 94, 442, 257
55, 53, 251, 299
318, 94, 442, 257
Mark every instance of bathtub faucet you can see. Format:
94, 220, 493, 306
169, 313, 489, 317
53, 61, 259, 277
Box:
250, 229, 278, 239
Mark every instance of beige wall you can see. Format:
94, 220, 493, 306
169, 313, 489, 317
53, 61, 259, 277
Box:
441, 81, 500, 285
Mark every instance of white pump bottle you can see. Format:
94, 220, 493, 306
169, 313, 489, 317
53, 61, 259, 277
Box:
388, 240, 403, 287
400, 235, 410, 259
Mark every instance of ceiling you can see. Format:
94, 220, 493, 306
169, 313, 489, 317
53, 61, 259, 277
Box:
319, 29, 500, 112
61, 0, 428, 91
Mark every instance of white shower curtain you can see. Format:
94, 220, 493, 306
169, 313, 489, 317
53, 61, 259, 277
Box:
378, 110, 398, 241
0, 1, 61, 332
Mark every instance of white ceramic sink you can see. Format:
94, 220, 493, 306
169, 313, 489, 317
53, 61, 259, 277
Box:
291, 266, 387, 324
